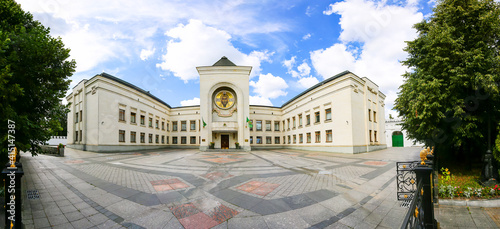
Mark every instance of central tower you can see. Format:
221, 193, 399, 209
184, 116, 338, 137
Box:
197, 57, 252, 151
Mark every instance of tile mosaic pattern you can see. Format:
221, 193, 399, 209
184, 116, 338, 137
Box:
150, 178, 189, 192
202, 171, 233, 181
236, 181, 280, 196
170, 201, 238, 229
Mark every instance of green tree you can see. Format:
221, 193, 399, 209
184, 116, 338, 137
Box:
395, 0, 500, 165
0, 0, 75, 164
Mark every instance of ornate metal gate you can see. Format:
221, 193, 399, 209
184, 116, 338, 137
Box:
396, 161, 418, 201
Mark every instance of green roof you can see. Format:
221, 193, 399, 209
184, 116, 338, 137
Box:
212, 56, 236, 66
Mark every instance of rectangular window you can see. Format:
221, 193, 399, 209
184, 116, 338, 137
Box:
161, 135, 165, 144
326, 108, 332, 121
373, 111, 377, 123
166, 136, 169, 144
140, 133, 145, 143
299, 134, 303, 143
315, 112, 320, 123
181, 136, 187, 144
119, 109, 126, 122
119, 130, 125, 142
155, 120, 159, 129
298, 114, 302, 127
283, 136, 286, 144
293, 117, 296, 128
162, 121, 165, 130
315, 131, 321, 143
250, 136, 253, 144
369, 130, 373, 142
79, 110, 82, 122
266, 136, 272, 144
275, 136, 280, 144
155, 134, 159, 143
173, 137, 178, 144
287, 118, 290, 130
149, 117, 153, 127
266, 121, 271, 131
167, 122, 170, 131
256, 120, 262, 131
307, 133, 311, 143
140, 115, 145, 125
368, 109, 372, 121
190, 120, 196, 130
149, 134, 153, 143
256, 136, 262, 144
374, 131, 378, 142
181, 121, 187, 131
75, 113, 79, 123
79, 130, 82, 141
190, 136, 196, 144
326, 130, 332, 142
306, 115, 310, 125
274, 121, 280, 131
131, 112, 136, 124
288, 135, 291, 144
282, 120, 285, 131
293, 135, 296, 144
131, 131, 136, 143
75, 131, 78, 142
173, 121, 178, 131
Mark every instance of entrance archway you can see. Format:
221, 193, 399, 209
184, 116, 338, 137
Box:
392, 131, 404, 147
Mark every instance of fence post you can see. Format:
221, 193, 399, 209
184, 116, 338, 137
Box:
414, 164, 437, 229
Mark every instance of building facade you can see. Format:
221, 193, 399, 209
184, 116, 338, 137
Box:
385, 119, 424, 147
67, 57, 387, 153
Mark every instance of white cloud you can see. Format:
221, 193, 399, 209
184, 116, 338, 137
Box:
297, 62, 311, 76
302, 33, 311, 40
249, 96, 273, 106
180, 97, 200, 106
297, 76, 319, 89
140, 48, 155, 61
249, 73, 288, 99
156, 20, 272, 82
314, 0, 423, 117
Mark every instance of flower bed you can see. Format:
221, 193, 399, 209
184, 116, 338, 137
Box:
438, 167, 500, 200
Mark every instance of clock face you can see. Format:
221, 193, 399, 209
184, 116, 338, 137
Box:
214, 91, 235, 109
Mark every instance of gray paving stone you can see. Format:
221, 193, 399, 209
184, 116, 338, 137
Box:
47, 214, 69, 226
228, 216, 269, 229
294, 203, 336, 226
128, 209, 175, 228
70, 218, 94, 229
88, 213, 109, 225
263, 211, 310, 229
33, 217, 51, 228
64, 211, 85, 221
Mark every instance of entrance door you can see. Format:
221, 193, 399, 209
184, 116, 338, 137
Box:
392, 131, 404, 147
221, 135, 229, 149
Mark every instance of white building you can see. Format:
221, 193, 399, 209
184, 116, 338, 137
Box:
67, 57, 387, 153
385, 119, 424, 147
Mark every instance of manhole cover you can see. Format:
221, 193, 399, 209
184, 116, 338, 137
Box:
27, 190, 40, 200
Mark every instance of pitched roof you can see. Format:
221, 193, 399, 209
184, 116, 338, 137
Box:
212, 56, 236, 66
98, 72, 172, 108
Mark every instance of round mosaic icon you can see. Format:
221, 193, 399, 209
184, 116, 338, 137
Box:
214, 91, 235, 109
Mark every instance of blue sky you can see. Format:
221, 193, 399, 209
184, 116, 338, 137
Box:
18, 0, 434, 117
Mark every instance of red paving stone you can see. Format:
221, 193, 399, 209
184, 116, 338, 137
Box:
151, 178, 188, 192
170, 203, 200, 219
152, 184, 173, 192
236, 181, 280, 196
251, 183, 280, 196
203, 158, 239, 164
179, 212, 219, 229
363, 161, 388, 166
209, 204, 239, 223
64, 160, 85, 164
202, 172, 233, 180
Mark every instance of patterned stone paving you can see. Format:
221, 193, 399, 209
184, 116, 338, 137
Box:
150, 178, 189, 192
170, 200, 239, 229
236, 181, 280, 197
18, 147, 496, 229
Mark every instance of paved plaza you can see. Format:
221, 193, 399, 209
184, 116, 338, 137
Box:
16, 147, 500, 228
